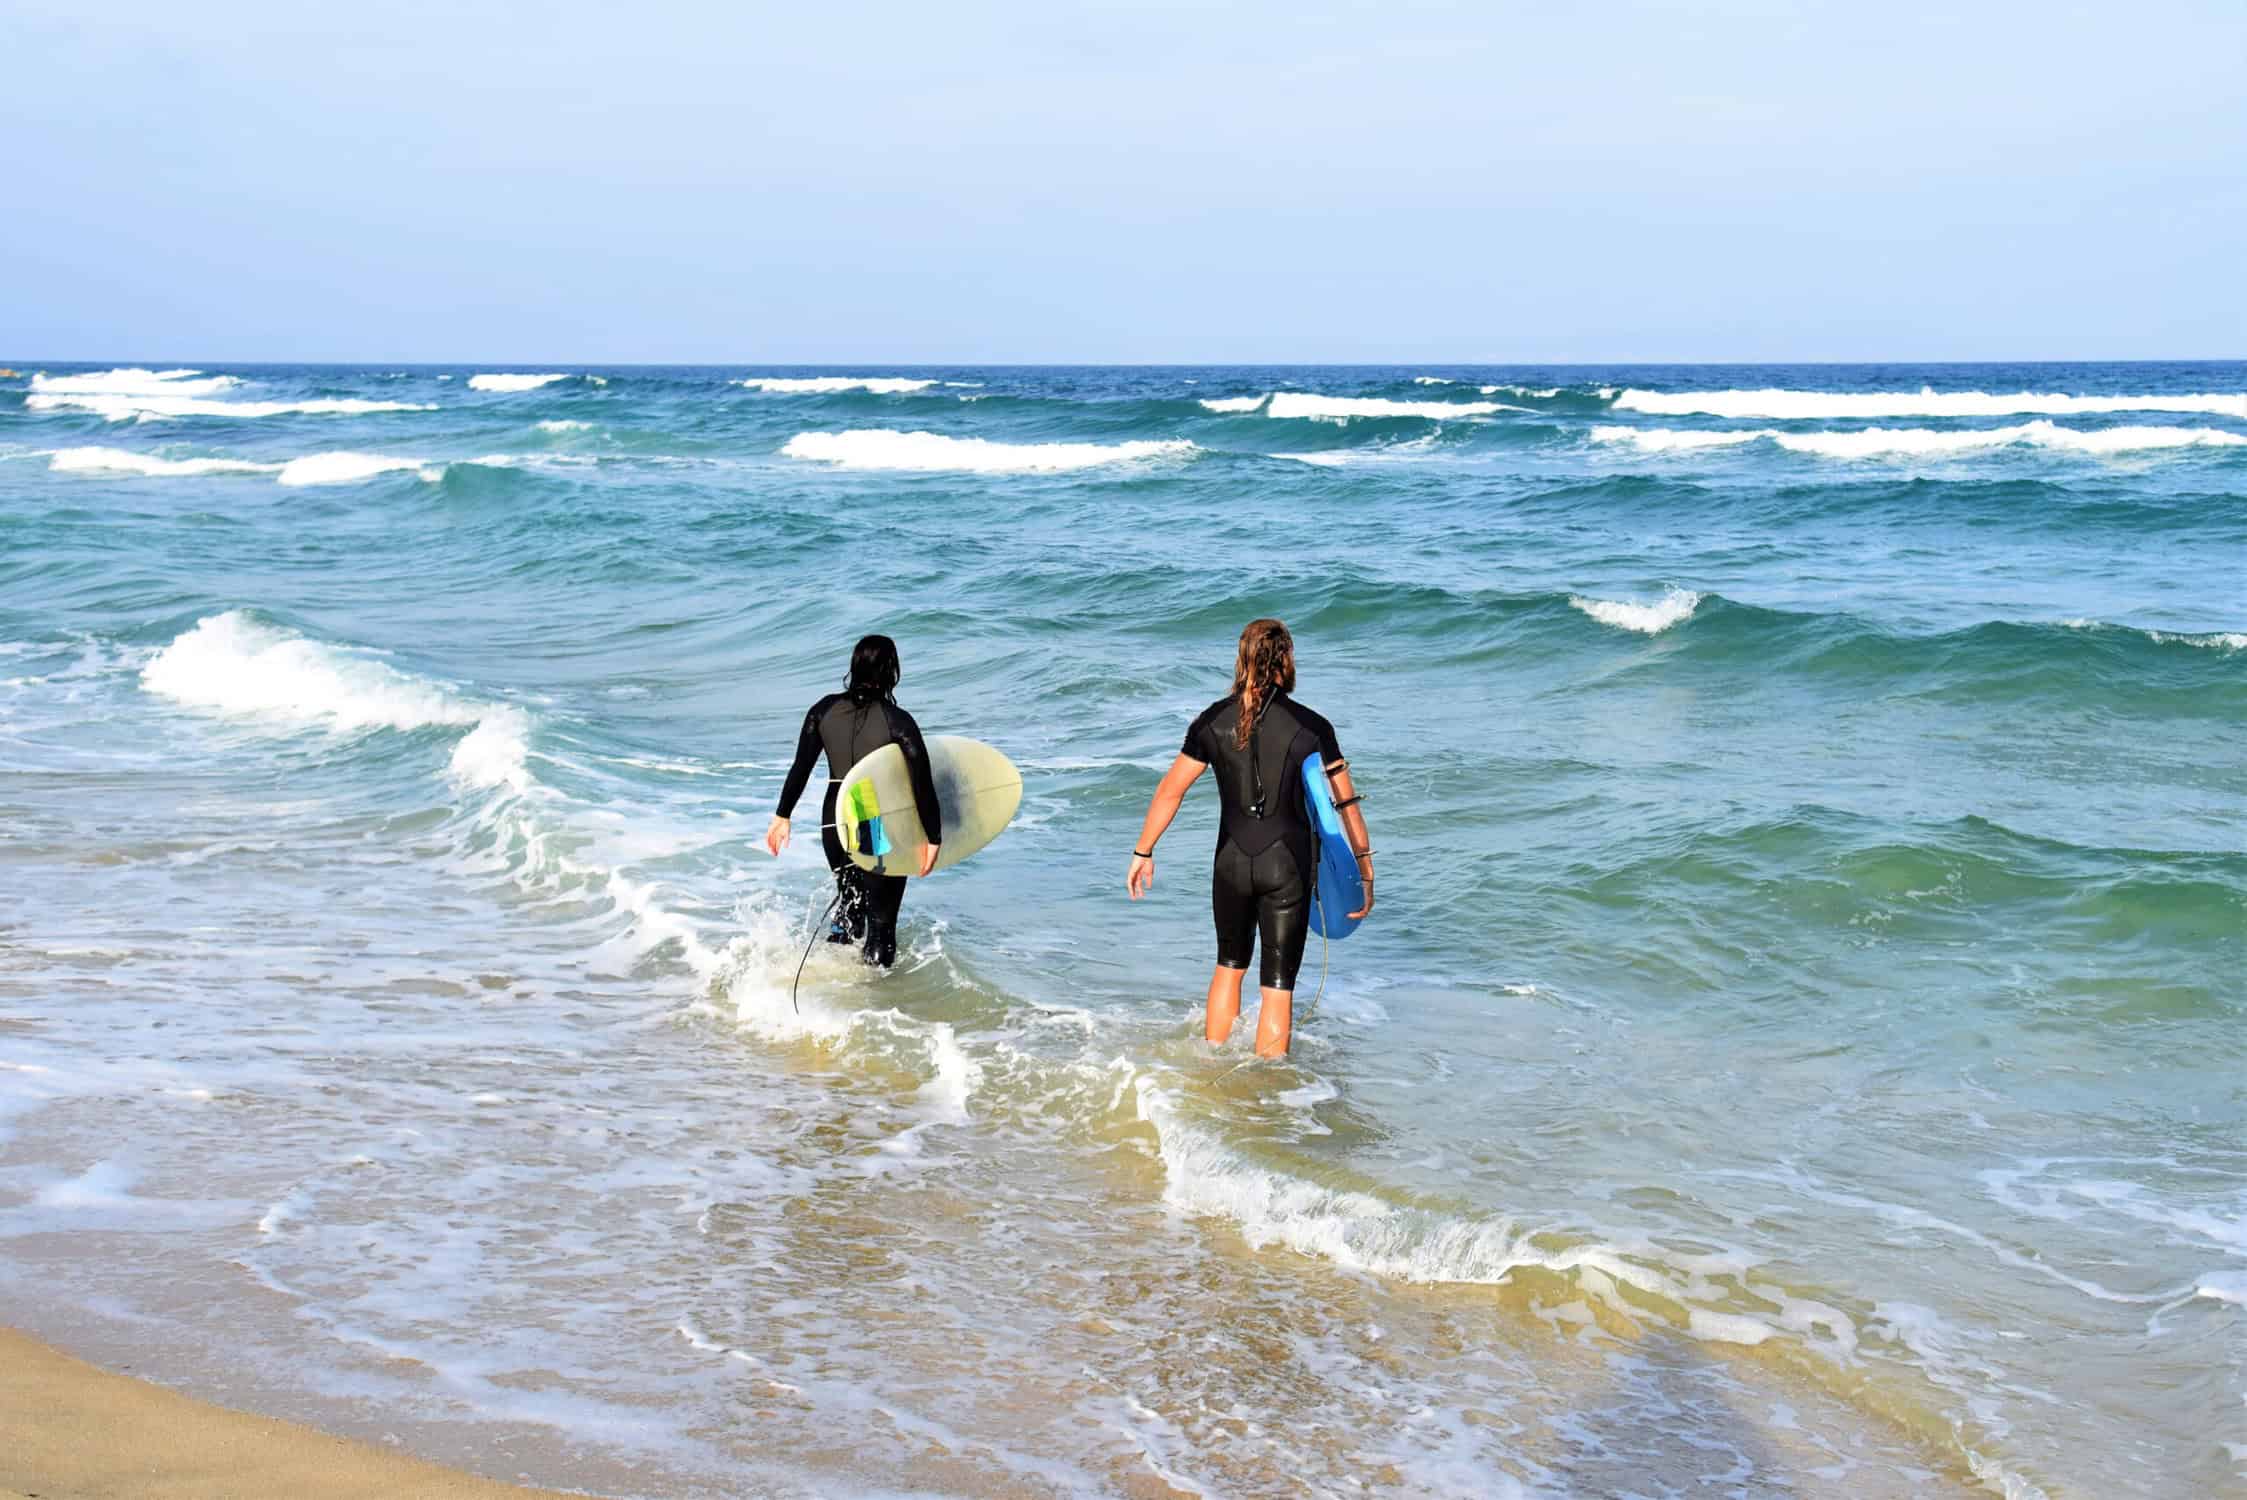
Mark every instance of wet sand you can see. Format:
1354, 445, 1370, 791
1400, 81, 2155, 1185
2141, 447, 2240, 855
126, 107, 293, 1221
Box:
0, 1327, 600, 1499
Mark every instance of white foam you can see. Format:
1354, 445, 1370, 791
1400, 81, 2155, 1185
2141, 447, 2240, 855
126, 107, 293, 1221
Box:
2057, 620, 2246, 652
30, 368, 241, 397
1593, 422, 2247, 459
275, 451, 441, 486
781, 429, 1196, 473
49, 446, 281, 478
1411, 376, 1453, 385
1133, 1078, 1843, 1360
448, 713, 533, 792
1590, 425, 1761, 453
917, 1022, 982, 1127
737, 376, 936, 394
1483, 384, 1562, 398
2196, 1271, 2247, 1306
1198, 395, 1268, 413
1613, 387, 2247, 420
467, 373, 572, 393
535, 419, 592, 433
1569, 588, 1703, 634
1782, 422, 2247, 458
33, 1160, 141, 1210
26, 393, 434, 422
1268, 433, 1439, 468
1265, 393, 1509, 421
141, 612, 528, 795
2158, 630, 2247, 651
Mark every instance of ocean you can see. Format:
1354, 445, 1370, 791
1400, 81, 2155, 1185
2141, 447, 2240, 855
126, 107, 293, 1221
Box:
1, 362, 2240, 1498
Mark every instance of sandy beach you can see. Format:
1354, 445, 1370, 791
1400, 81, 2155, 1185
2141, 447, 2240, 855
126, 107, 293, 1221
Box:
0, 1327, 598, 1500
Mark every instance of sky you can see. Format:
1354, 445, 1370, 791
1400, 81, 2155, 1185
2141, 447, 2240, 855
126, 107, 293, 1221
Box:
5, 1, 2243, 363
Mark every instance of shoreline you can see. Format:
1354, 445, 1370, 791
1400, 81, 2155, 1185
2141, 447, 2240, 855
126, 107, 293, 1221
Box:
0, 1326, 603, 1500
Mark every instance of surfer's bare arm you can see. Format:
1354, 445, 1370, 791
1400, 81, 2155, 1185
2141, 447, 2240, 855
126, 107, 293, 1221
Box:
767, 700, 828, 856
1327, 761, 1375, 920
1127, 754, 1205, 899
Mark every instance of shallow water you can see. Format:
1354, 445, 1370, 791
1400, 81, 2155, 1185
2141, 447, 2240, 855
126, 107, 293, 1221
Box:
1, 362, 2242, 1497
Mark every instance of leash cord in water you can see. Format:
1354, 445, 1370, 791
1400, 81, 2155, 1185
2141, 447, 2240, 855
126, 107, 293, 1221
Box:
791, 886, 843, 1014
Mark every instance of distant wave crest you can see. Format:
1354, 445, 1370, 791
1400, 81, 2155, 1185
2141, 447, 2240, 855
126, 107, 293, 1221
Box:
1266, 393, 1514, 421
1593, 422, 2247, 459
468, 373, 574, 393
782, 429, 1195, 473
275, 451, 444, 486
738, 376, 937, 394
50, 446, 280, 478
27, 393, 435, 423
2060, 619, 2246, 653
1613, 387, 2247, 420
30, 368, 242, 398
41, 446, 535, 486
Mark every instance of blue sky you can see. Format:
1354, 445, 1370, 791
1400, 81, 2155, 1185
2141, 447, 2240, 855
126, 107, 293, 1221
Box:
6, 1, 2242, 362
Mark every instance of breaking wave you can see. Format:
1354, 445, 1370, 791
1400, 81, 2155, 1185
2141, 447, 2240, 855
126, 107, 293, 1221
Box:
738, 376, 937, 394
50, 446, 280, 478
1592, 422, 2247, 458
1265, 393, 1516, 421
781, 429, 1196, 473
274, 452, 444, 487
468, 373, 576, 393
141, 611, 528, 791
26, 393, 435, 422
29, 368, 243, 398
39, 448, 573, 487
1613, 387, 2247, 420
1568, 587, 1704, 634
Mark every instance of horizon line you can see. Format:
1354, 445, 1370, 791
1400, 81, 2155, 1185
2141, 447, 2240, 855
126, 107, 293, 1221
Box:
8, 356, 2246, 370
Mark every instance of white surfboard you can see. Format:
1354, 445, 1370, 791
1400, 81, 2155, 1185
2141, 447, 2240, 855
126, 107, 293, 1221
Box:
835, 735, 1022, 876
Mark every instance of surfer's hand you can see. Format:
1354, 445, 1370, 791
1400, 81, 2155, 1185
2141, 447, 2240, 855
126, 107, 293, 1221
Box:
1127, 852, 1154, 899
917, 841, 940, 878
764, 816, 791, 856
1349, 863, 1373, 921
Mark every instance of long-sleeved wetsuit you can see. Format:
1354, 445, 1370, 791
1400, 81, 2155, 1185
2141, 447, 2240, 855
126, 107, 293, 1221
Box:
1179, 692, 1344, 990
777, 690, 944, 966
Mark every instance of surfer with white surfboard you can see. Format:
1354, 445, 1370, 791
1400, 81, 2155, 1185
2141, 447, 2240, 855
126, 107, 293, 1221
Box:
766, 634, 1026, 973
767, 635, 943, 968
1126, 619, 1375, 1057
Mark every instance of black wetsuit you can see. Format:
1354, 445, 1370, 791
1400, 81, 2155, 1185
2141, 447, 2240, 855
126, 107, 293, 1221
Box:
1180, 692, 1345, 990
776, 690, 944, 966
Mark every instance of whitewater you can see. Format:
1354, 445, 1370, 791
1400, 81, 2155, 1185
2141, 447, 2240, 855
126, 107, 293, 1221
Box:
1, 361, 2242, 1500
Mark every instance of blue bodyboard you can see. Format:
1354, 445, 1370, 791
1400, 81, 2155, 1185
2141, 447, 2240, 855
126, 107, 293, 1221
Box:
1301, 752, 1365, 939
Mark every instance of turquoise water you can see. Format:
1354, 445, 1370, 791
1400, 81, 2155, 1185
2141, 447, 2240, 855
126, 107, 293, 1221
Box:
1, 363, 2242, 1497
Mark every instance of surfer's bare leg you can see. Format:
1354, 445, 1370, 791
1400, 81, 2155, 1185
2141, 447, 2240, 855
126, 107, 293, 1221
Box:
1206, 963, 1247, 1044
1253, 987, 1293, 1057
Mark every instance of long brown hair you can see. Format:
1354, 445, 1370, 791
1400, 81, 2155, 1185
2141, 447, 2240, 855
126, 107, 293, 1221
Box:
1231, 618, 1296, 749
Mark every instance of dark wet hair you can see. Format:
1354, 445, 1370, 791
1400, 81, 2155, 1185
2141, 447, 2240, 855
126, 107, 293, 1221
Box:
846, 634, 901, 703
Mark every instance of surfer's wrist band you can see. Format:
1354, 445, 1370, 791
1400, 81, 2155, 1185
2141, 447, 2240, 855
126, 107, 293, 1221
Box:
1134, 849, 1154, 859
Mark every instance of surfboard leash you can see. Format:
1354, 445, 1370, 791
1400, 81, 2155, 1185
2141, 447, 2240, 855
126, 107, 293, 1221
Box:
790, 885, 844, 1015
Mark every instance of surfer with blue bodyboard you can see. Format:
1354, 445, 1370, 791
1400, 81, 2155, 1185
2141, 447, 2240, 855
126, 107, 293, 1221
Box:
1125, 619, 1374, 1057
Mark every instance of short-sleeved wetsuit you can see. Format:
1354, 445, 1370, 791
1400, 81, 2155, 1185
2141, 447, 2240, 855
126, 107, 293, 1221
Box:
776, 690, 944, 964
1180, 692, 1345, 990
